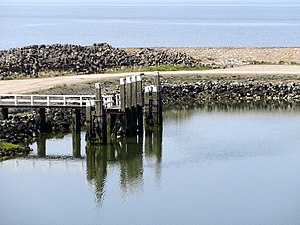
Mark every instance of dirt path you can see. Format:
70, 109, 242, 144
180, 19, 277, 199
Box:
1, 65, 300, 94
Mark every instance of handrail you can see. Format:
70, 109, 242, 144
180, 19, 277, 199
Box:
0, 94, 115, 108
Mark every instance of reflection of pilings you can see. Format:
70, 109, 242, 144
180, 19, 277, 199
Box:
85, 136, 144, 204
37, 135, 46, 158
86, 144, 107, 206
72, 131, 81, 158
145, 127, 163, 186
119, 136, 143, 195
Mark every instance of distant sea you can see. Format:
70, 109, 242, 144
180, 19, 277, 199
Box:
0, 3, 300, 50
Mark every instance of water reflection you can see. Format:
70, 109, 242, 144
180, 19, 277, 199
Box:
34, 132, 83, 159
85, 129, 162, 204
164, 100, 300, 121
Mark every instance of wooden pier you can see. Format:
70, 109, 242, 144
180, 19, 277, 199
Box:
86, 72, 163, 144
0, 72, 163, 145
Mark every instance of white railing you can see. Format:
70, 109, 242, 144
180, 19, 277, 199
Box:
0, 94, 116, 108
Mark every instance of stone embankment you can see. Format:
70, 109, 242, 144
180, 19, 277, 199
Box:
0, 114, 39, 144
0, 43, 198, 79
161, 80, 300, 104
168, 47, 300, 68
0, 108, 82, 160
0, 146, 32, 160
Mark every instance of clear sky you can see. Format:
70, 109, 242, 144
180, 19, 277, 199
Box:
0, 0, 298, 4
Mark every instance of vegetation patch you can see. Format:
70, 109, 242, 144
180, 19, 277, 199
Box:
0, 141, 23, 150
108, 64, 211, 73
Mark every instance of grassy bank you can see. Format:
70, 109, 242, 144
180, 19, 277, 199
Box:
107, 64, 211, 73
0, 142, 23, 150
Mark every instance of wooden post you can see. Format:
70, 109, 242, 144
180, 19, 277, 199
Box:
0, 108, 8, 120
144, 86, 152, 126
72, 108, 81, 133
131, 76, 137, 135
126, 77, 132, 108
136, 75, 143, 134
86, 101, 92, 143
120, 78, 126, 112
154, 71, 163, 125
37, 135, 46, 158
136, 75, 143, 106
72, 130, 81, 158
131, 76, 137, 107
95, 83, 107, 145
38, 108, 46, 132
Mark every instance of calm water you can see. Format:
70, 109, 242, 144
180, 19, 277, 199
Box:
1, 3, 300, 49
1, 103, 300, 225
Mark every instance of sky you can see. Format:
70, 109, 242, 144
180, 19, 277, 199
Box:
0, 0, 298, 4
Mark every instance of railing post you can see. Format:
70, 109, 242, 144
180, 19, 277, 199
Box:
14, 96, 18, 106
31, 96, 34, 106
47, 96, 50, 106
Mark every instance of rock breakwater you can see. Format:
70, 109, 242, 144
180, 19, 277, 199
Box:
0, 43, 198, 79
167, 47, 300, 68
162, 80, 300, 104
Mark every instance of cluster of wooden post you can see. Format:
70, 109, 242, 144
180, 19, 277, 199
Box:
144, 72, 163, 127
86, 72, 162, 145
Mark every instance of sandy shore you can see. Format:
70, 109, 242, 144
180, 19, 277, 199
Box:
1, 65, 300, 94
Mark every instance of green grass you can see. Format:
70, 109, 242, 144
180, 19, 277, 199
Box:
0, 142, 23, 150
107, 64, 211, 73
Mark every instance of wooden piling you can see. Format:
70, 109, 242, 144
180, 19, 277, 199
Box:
72, 108, 81, 133
94, 83, 107, 144
72, 131, 81, 158
136, 75, 143, 134
0, 108, 8, 120
131, 76, 137, 135
37, 135, 46, 158
120, 78, 126, 112
126, 77, 132, 108
38, 108, 46, 132
154, 72, 163, 125
85, 101, 93, 143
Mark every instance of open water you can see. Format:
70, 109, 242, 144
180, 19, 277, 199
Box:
0, 3, 300, 49
1, 103, 300, 225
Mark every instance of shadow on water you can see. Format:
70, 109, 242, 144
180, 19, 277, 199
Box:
85, 128, 163, 205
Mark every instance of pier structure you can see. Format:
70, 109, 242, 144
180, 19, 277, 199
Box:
86, 72, 163, 145
0, 72, 163, 145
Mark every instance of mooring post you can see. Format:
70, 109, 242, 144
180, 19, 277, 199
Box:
72, 108, 81, 133
37, 135, 46, 158
85, 101, 92, 143
38, 108, 46, 132
95, 83, 107, 145
136, 75, 143, 134
120, 78, 126, 112
125, 77, 133, 136
154, 71, 163, 126
144, 86, 152, 126
126, 77, 132, 108
72, 130, 81, 158
0, 108, 8, 120
131, 75, 138, 135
